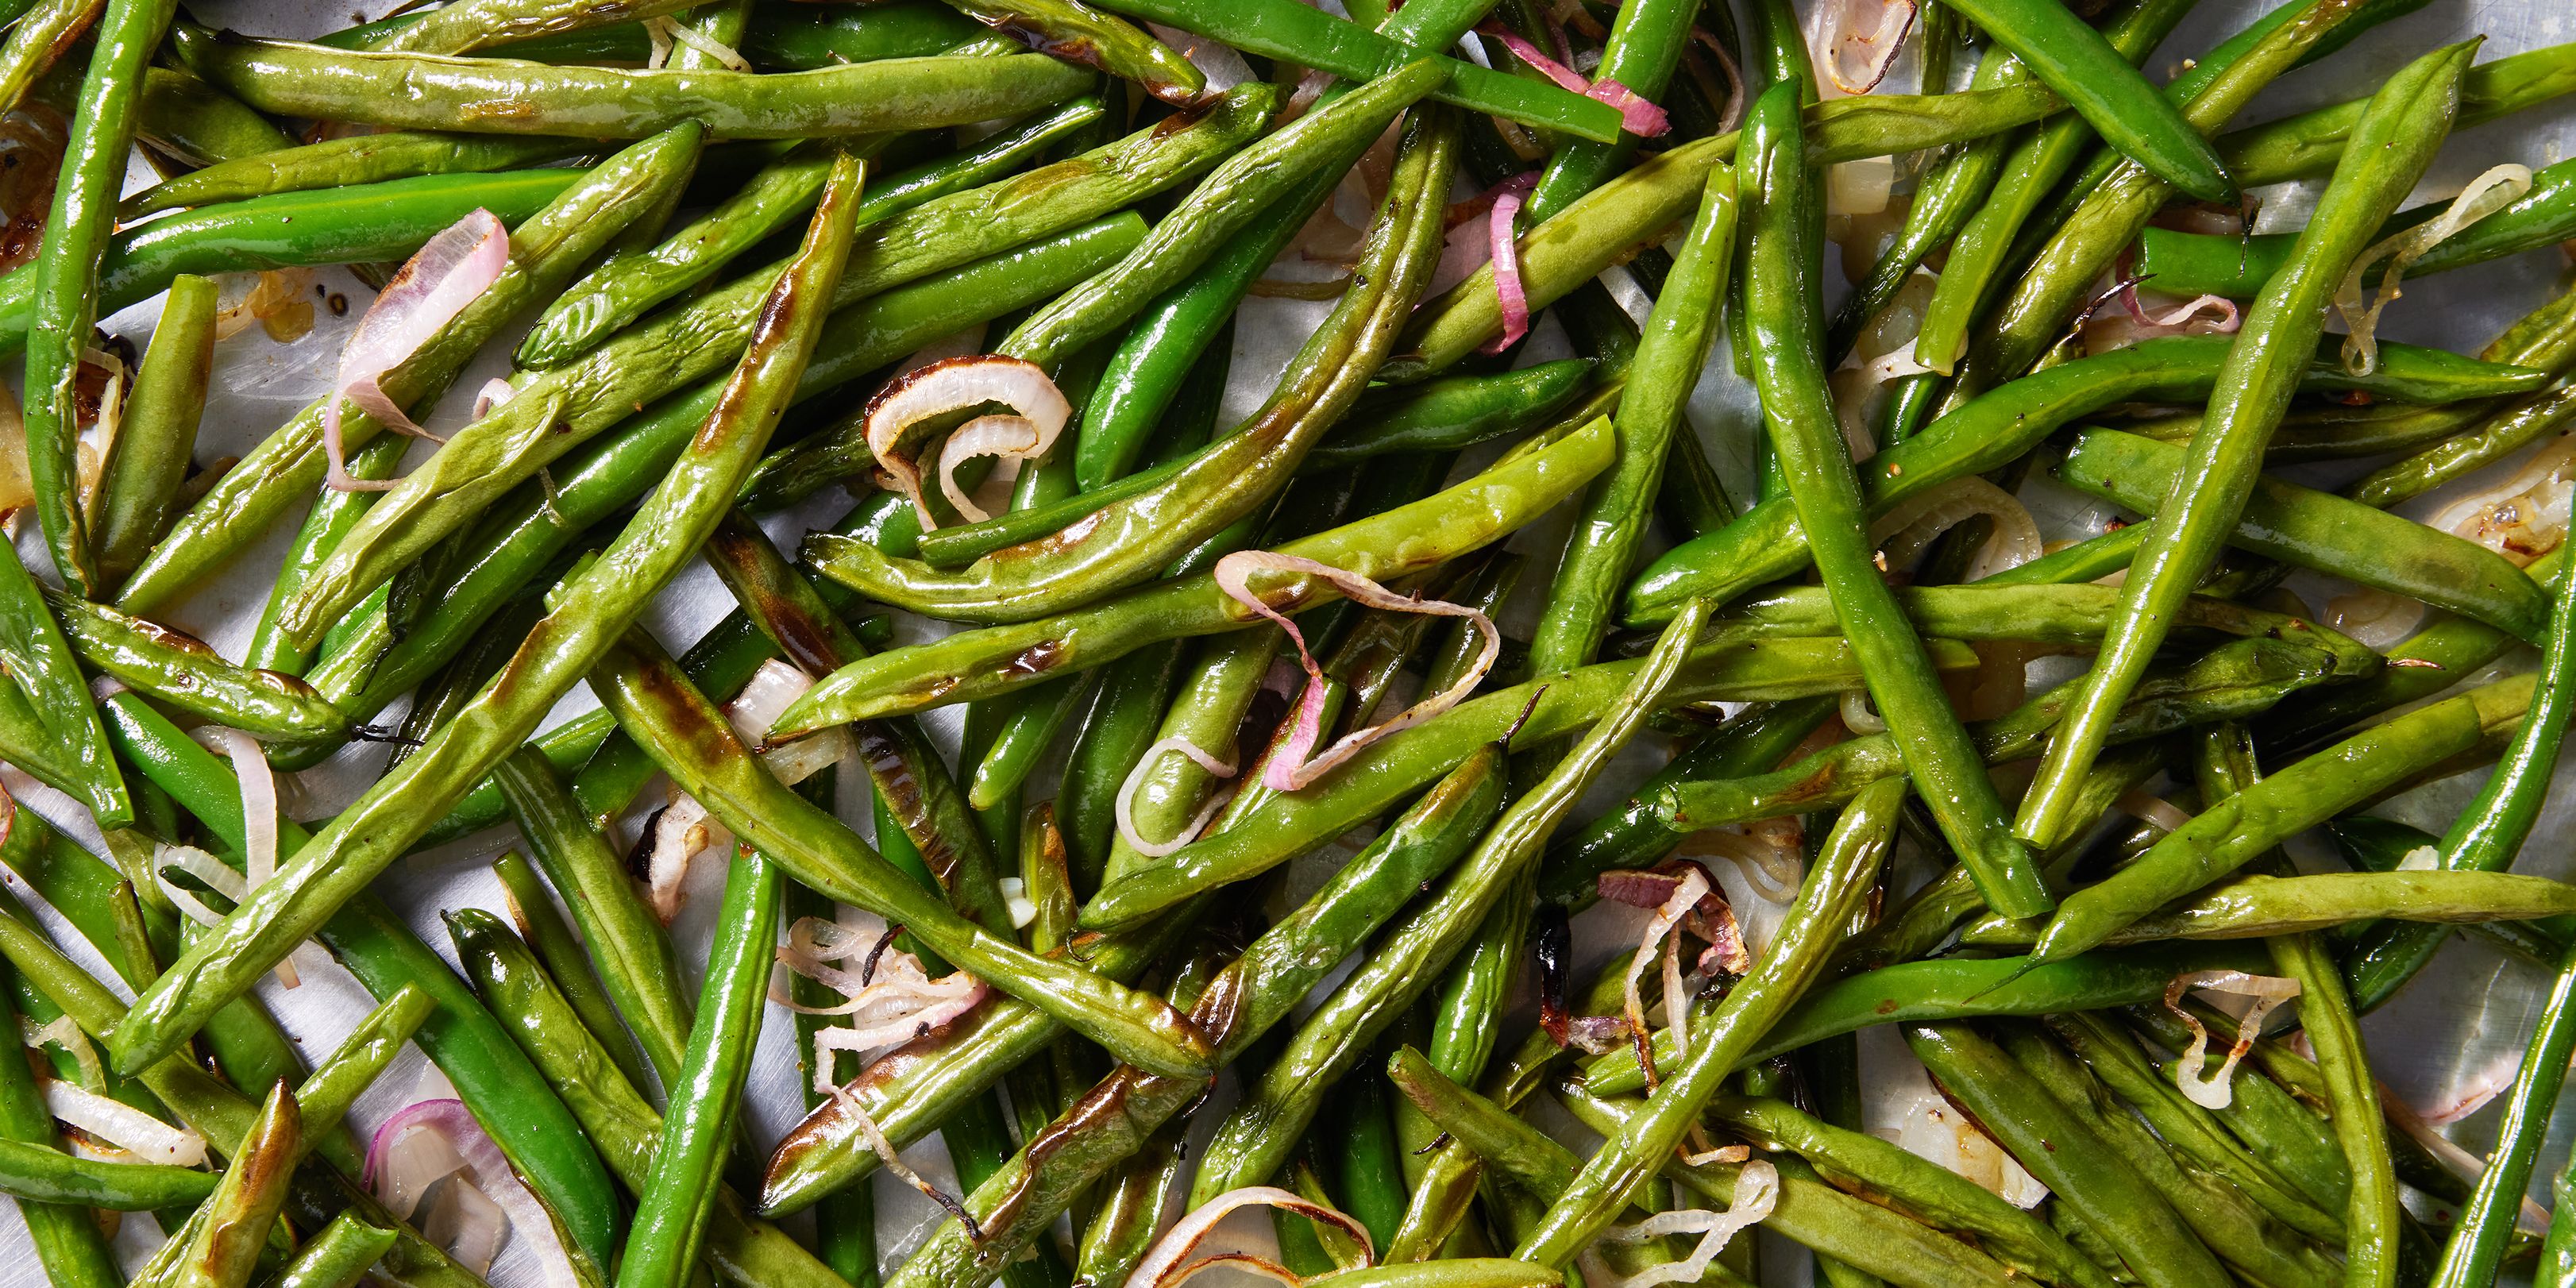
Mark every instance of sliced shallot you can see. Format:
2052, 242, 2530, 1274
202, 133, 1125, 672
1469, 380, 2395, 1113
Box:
1122, 1186, 1375, 1288
1868, 476, 2043, 580
1213, 552, 1498, 792
365, 1098, 580, 1288
1818, 0, 1916, 94
862, 355, 1069, 528
1113, 735, 1237, 858
325, 209, 510, 492
1479, 172, 1540, 355
154, 842, 246, 927
41, 1079, 206, 1165
2337, 164, 2533, 375
1622, 863, 1711, 1089
193, 726, 295, 988
1479, 29, 1671, 136
1595, 1160, 1779, 1288
2163, 970, 2303, 1109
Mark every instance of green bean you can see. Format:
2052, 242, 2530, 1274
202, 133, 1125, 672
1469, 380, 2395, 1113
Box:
1965, 871, 2576, 946
939, 0, 1201, 101
1194, 606, 1707, 1203
115, 158, 684, 623
175, 24, 1093, 139
46, 589, 345, 738
0, 1135, 216, 1209
1386, 1046, 1574, 1197
275, 97, 1263, 653
1085, 0, 1620, 141
492, 849, 654, 1093
2057, 428, 2551, 639
1514, 772, 1897, 1265
784, 416, 1607, 731
1529, 166, 1734, 677
91, 271, 214, 591
361, 0, 700, 52
167, 1082, 302, 1288
1661, 634, 2369, 828
21, 0, 175, 596
106, 150, 866, 1132
1394, 82, 2069, 377
2340, 466, 2576, 1009
1625, 332, 2517, 623
1907, 1024, 2231, 1288
2119, 1002, 2351, 1215
2328, 816, 2570, 967
2028, 671, 2535, 967
588, 619, 1212, 1080
522, 95, 1101, 369
0, 0, 98, 117
265, 1213, 397, 1288
1710, 1093, 2117, 1288
1942, 0, 2230, 200
746, 2, 984, 66
2014, 42, 2471, 850
0, 794, 310, 1137
0, 952, 150, 1288
615, 847, 781, 1288
122, 132, 583, 220
0, 904, 486, 1288
2219, 42, 2576, 188
130, 64, 291, 165
1078, 1121, 1186, 1288
496, 746, 690, 1086
1738, 81, 2044, 916
1560, 1086, 2026, 1288
1947, 0, 2365, 403
298, 985, 435, 1135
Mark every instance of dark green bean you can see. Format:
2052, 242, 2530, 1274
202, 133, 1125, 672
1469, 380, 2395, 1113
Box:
91, 272, 214, 591
2217, 42, 2576, 188
266, 1213, 398, 1288
1941, 0, 2231, 200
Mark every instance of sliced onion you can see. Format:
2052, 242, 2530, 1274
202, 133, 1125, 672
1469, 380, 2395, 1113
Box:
2431, 431, 2576, 566
1595, 1160, 1778, 1288
1868, 476, 2042, 580
2122, 276, 2242, 334
471, 377, 514, 418
2162, 970, 2302, 1109
776, 918, 986, 1021
1479, 29, 1669, 136
24, 1016, 102, 1090
326, 210, 510, 492
1827, 156, 1898, 218
1123, 1187, 1375, 1288
2323, 586, 2428, 651
422, 1175, 509, 1275
1148, 23, 1253, 91
154, 843, 246, 927
1477, 172, 1541, 355
0, 107, 63, 274
644, 14, 750, 70
2421, 1070, 2512, 1127
191, 727, 294, 987
1685, 29, 1747, 133
936, 415, 1051, 523
726, 658, 814, 744
1839, 690, 1887, 735
638, 793, 722, 924
863, 355, 1068, 529
1566, 1014, 1636, 1055
1113, 735, 1237, 859
2381, 1080, 2554, 1231
1213, 552, 1499, 792
365, 1098, 580, 1288
2337, 164, 2534, 376
43, 1080, 205, 1165
1818, 0, 1915, 94
1676, 1142, 1752, 1166
1677, 826, 1804, 904
0, 380, 31, 514
1896, 1097, 2047, 1207
2115, 790, 2196, 835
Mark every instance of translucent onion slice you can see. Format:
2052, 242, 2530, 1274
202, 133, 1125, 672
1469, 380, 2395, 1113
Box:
2336, 164, 2533, 376
1213, 552, 1498, 792
41, 1079, 206, 1166
2115, 790, 2196, 835
1123, 1186, 1375, 1288
364, 1097, 580, 1288
2431, 431, 2576, 566
1818, 0, 1916, 94
325, 210, 509, 492
2163, 970, 2302, 1109
1595, 1160, 1779, 1288
1113, 735, 1237, 859
192, 726, 294, 987
1868, 476, 2042, 580
1479, 172, 1541, 355
862, 355, 1069, 529
154, 843, 246, 927
1622, 864, 1711, 1088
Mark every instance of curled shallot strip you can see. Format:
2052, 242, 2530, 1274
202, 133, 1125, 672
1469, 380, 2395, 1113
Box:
2115, 790, 2196, 835
2163, 970, 2302, 1109
192, 727, 295, 988
42, 1079, 206, 1165
1479, 172, 1539, 355
1686, 29, 1747, 132
1818, 0, 1916, 94
1122, 1187, 1375, 1288
2338, 164, 2533, 376
1479, 29, 1671, 136
862, 355, 1069, 528
1213, 552, 1498, 792
1622, 864, 1711, 1089
1596, 1161, 1779, 1288
325, 209, 509, 492
1113, 735, 1237, 858
1868, 476, 2042, 581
